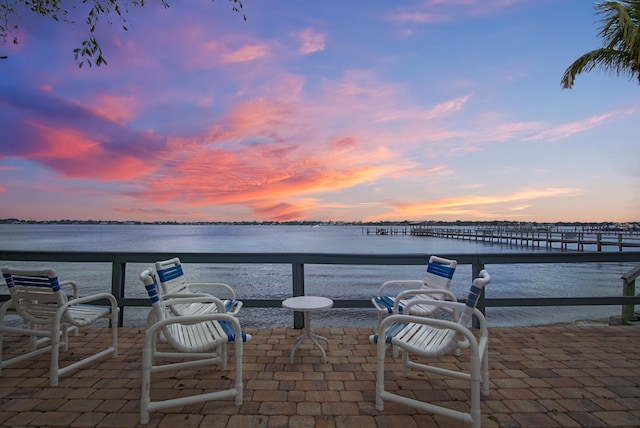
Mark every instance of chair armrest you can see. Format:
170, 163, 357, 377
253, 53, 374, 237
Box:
403, 299, 488, 333
392, 289, 458, 316
377, 280, 423, 296
0, 299, 15, 320
186, 282, 237, 299
59, 280, 79, 299
63, 292, 118, 308
56, 293, 119, 324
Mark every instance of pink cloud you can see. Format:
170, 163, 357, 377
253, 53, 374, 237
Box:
26, 120, 156, 181
221, 44, 271, 63
90, 94, 140, 124
525, 113, 613, 142
297, 29, 325, 54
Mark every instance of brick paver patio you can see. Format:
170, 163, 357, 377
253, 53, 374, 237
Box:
0, 324, 639, 427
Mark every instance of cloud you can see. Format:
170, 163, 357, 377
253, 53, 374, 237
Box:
298, 29, 325, 54
388, 0, 521, 26
250, 201, 306, 222
25, 120, 156, 180
389, 11, 445, 24
385, 187, 580, 220
524, 113, 613, 142
2, 3, 630, 223
90, 94, 140, 124
221, 44, 271, 63
0, 86, 161, 180
509, 204, 532, 211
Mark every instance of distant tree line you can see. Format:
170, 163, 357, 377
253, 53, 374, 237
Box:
1, 218, 637, 230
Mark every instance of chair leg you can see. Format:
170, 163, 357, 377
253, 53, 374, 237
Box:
28, 323, 37, 351
50, 325, 61, 386
61, 325, 69, 352
219, 344, 227, 370
233, 338, 243, 406
481, 348, 489, 396
470, 354, 481, 428
401, 349, 409, 377
375, 339, 386, 411
140, 338, 152, 425
110, 311, 119, 358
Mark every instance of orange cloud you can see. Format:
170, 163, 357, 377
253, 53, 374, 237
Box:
140, 113, 413, 220
249, 201, 306, 222
386, 187, 581, 220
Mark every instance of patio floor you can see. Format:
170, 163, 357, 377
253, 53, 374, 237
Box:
0, 324, 639, 427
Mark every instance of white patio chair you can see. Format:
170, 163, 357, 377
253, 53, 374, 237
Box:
155, 257, 242, 317
139, 268, 251, 425
372, 255, 458, 327
0, 267, 118, 386
370, 269, 491, 428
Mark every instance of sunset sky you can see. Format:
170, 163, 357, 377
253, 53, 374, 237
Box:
1, 0, 638, 223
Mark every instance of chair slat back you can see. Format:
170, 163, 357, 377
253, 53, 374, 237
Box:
458, 270, 491, 326
2, 268, 66, 325
139, 269, 167, 323
155, 258, 190, 295
422, 256, 457, 290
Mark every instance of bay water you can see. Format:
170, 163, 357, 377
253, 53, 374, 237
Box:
0, 224, 635, 328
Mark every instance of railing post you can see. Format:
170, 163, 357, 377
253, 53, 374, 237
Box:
292, 262, 305, 328
111, 261, 126, 327
621, 266, 640, 324
597, 233, 602, 251
472, 261, 485, 329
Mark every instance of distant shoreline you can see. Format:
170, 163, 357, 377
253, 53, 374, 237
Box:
1, 218, 638, 230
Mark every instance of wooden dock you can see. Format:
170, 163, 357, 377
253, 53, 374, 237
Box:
407, 226, 640, 252
363, 227, 411, 236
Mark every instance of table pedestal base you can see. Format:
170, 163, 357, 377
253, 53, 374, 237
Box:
290, 312, 329, 363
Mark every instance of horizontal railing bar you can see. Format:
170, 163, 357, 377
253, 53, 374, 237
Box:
2, 250, 639, 327
2, 296, 638, 308
3, 250, 640, 264
485, 296, 640, 307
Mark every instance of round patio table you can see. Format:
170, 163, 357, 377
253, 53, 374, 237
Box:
282, 296, 333, 363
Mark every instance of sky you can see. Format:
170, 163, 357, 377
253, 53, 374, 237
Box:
0, 0, 638, 223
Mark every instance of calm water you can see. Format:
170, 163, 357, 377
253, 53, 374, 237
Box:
0, 224, 635, 328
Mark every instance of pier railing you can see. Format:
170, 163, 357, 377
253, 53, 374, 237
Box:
406, 226, 640, 251
1, 250, 639, 328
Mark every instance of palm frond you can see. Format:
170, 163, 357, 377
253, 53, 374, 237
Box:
563, 1, 640, 88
